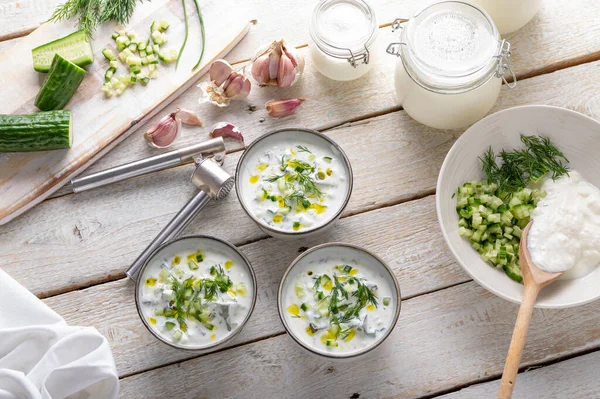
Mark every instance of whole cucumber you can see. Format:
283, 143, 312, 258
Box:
0, 111, 72, 152
35, 54, 86, 111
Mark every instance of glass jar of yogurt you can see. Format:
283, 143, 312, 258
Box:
386, 1, 516, 130
470, 0, 541, 35
308, 0, 378, 81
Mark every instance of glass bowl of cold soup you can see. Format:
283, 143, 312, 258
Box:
278, 243, 401, 359
236, 128, 353, 240
135, 235, 257, 351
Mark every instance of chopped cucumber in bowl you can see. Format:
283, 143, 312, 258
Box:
455, 181, 545, 283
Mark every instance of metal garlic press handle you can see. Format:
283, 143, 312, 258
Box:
70, 137, 226, 193
126, 190, 211, 280
125, 158, 234, 281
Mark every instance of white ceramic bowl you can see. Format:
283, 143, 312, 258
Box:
135, 235, 257, 351
437, 105, 600, 308
236, 128, 353, 240
277, 243, 401, 359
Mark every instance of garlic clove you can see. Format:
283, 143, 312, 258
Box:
265, 98, 305, 118
277, 52, 296, 88
175, 108, 202, 126
209, 60, 234, 86
144, 112, 181, 148
251, 54, 270, 85
229, 76, 251, 100
210, 122, 244, 143
224, 74, 251, 99
268, 46, 281, 83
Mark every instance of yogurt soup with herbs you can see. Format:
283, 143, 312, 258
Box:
239, 134, 349, 233
138, 239, 254, 348
281, 250, 397, 355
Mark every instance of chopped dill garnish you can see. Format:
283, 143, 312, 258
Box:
480, 134, 569, 199
296, 145, 312, 154
286, 191, 311, 209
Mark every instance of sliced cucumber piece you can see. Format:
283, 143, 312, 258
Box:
32, 30, 93, 72
35, 54, 86, 111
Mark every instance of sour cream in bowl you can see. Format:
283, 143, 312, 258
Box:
236, 128, 353, 240
135, 235, 257, 351
278, 243, 401, 359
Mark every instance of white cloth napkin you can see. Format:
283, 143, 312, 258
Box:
0, 269, 119, 399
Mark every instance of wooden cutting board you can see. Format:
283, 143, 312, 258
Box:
0, 0, 255, 225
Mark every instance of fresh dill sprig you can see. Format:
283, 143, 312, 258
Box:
295, 172, 323, 198
170, 276, 193, 328
265, 174, 285, 183
286, 191, 311, 209
49, 0, 142, 38
480, 134, 569, 198
296, 145, 312, 154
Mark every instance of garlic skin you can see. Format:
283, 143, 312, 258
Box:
251, 40, 304, 88
199, 59, 252, 107
265, 98, 305, 118
209, 122, 244, 143
144, 109, 202, 148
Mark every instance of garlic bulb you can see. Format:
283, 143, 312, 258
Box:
251, 40, 304, 88
144, 108, 202, 148
265, 98, 305, 118
199, 59, 251, 107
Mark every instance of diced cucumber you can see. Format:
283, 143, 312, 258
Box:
150, 21, 159, 33
32, 29, 94, 72
102, 48, 116, 61
105, 67, 116, 82
503, 261, 523, 283
138, 39, 149, 51
455, 180, 542, 284
159, 20, 170, 31
116, 36, 129, 51
109, 60, 119, 69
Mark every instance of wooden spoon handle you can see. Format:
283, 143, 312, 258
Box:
497, 284, 540, 399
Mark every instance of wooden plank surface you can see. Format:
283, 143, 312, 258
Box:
115, 280, 600, 398
42, 195, 469, 376
4, 57, 600, 299
0, 0, 54, 41
439, 351, 600, 399
2, 0, 600, 397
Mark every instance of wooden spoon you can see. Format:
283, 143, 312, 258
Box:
497, 221, 563, 399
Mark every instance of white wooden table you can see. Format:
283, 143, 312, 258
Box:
2, 1, 600, 398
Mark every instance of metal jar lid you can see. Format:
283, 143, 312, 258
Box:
310, 0, 378, 68
386, 0, 516, 94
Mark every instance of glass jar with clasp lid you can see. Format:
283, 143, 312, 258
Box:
386, 1, 517, 130
309, 0, 378, 81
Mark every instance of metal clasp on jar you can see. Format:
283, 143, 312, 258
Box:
495, 39, 517, 88
385, 18, 409, 57
347, 45, 370, 68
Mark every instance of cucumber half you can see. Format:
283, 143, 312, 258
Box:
0, 111, 72, 152
35, 54, 86, 111
32, 30, 94, 73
